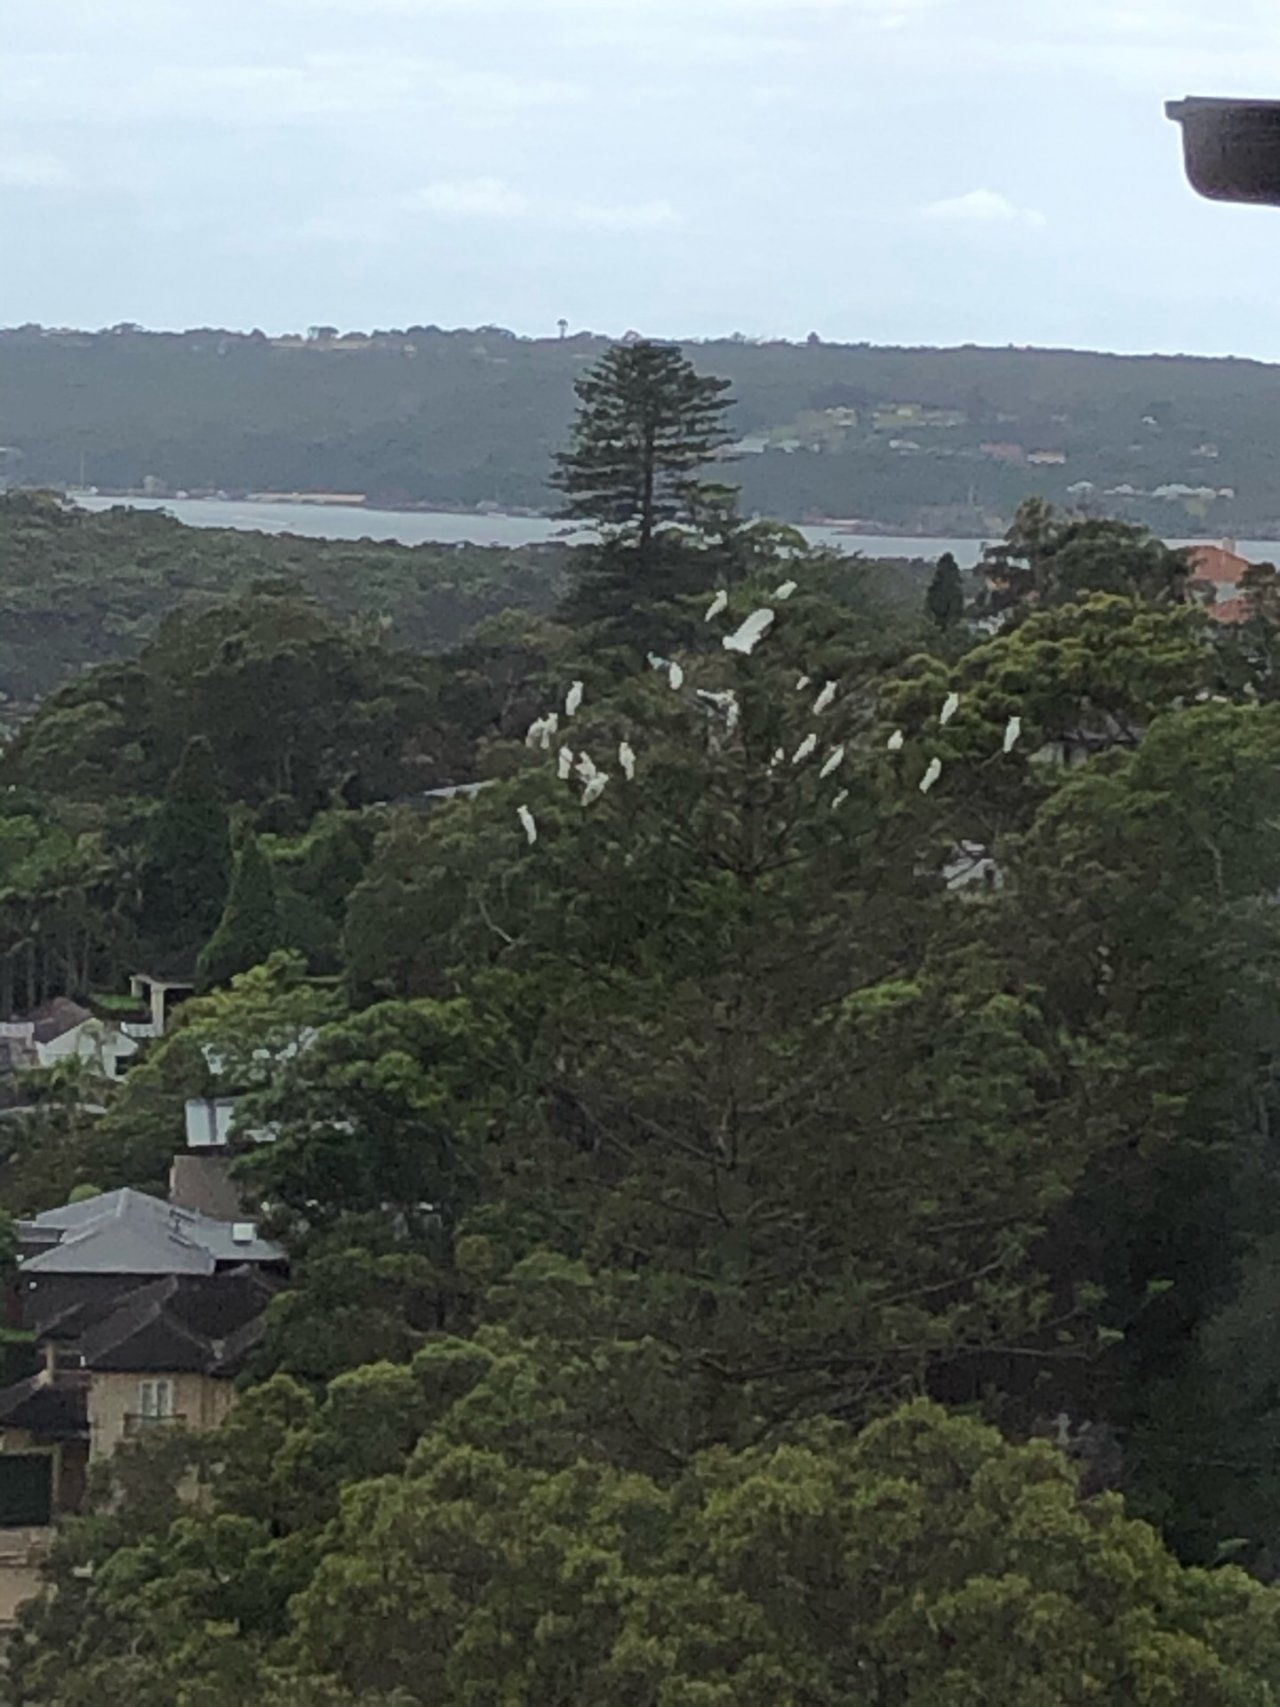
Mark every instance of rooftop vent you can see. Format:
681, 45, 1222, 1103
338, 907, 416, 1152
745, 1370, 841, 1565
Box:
231, 1222, 257, 1245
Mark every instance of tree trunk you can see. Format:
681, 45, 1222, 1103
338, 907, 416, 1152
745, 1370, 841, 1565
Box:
640, 424, 657, 568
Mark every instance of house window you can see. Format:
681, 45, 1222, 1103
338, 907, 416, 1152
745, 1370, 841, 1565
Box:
137, 1380, 174, 1421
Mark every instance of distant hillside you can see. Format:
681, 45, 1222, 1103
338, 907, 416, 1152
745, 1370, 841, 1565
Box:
0, 491, 568, 705
4, 325, 1280, 536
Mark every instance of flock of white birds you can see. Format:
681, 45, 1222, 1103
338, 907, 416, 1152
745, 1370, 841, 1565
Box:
514, 580, 1023, 847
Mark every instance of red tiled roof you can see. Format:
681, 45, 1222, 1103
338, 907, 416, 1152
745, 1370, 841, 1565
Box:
1187, 544, 1253, 587
1207, 595, 1250, 625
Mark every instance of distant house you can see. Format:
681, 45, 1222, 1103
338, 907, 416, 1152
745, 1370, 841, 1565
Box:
1027, 449, 1067, 467
0, 1000, 141, 1082
0, 1189, 287, 1627
980, 443, 1026, 464
1186, 541, 1261, 623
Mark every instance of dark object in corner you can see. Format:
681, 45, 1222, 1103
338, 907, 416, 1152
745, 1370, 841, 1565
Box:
1168, 97, 1280, 205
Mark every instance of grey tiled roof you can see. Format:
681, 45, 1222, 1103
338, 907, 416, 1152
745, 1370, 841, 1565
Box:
19, 1188, 285, 1276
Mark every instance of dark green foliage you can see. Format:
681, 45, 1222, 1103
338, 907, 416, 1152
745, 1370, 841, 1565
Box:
139, 737, 231, 963
980, 499, 1193, 617
6, 586, 436, 819
0, 490, 569, 703
925, 549, 965, 627
13, 380, 1280, 1700
552, 340, 733, 558
196, 833, 284, 992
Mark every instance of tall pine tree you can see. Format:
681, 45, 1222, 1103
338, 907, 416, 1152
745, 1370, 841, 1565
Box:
552, 341, 733, 564
196, 831, 284, 992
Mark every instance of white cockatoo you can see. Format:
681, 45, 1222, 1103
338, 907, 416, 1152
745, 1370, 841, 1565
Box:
696, 687, 739, 729
581, 773, 608, 806
796, 675, 812, 693
919, 757, 943, 794
831, 789, 849, 811
517, 805, 537, 845
792, 732, 818, 765
769, 747, 786, 769
887, 729, 905, 752
813, 681, 838, 715
705, 589, 729, 622
526, 712, 559, 751
618, 741, 636, 781
647, 652, 670, 672
774, 579, 798, 601
565, 680, 584, 718
575, 751, 598, 782
819, 744, 845, 779
1003, 714, 1022, 754
557, 747, 574, 780
723, 609, 776, 655
940, 691, 960, 727
668, 661, 684, 691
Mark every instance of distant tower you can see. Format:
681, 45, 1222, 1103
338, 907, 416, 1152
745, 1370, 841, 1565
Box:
557, 318, 569, 340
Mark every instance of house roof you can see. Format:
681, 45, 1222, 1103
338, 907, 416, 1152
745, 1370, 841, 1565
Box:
26, 998, 93, 1046
77, 1270, 278, 1376
0, 1373, 86, 1439
1187, 544, 1253, 588
1207, 595, 1251, 625
19, 1188, 285, 1277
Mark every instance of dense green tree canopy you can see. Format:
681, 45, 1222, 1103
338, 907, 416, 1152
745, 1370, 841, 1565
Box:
8, 375, 1280, 1701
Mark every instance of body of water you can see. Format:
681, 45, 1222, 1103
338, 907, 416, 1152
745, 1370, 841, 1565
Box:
73, 494, 997, 568
72, 494, 1273, 572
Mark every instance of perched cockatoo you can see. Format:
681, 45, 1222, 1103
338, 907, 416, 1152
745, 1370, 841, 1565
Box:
792, 732, 818, 765
696, 687, 738, 727
517, 805, 537, 845
526, 712, 559, 751
813, 681, 837, 715
647, 652, 671, 672
668, 661, 684, 691
887, 729, 905, 752
1003, 714, 1022, 754
723, 609, 776, 655
796, 675, 812, 693
618, 741, 636, 781
575, 752, 598, 782
557, 747, 574, 780
565, 680, 584, 718
774, 579, 798, 601
705, 589, 729, 622
940, 692, 960, 727
819, 744, 845, 779
919, 757, 943, 794
831, 789, 849, 811
769, 747, 786, 769
581, 773, 608, 806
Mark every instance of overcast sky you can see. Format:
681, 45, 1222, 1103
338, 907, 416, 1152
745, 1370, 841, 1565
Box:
6, 0, 1280, 356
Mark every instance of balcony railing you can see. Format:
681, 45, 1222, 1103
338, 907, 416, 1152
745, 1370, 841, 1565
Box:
123, 1413, 186, 1436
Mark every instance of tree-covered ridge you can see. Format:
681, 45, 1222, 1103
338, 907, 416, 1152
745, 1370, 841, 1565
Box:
4, 323, 1280, 535
8, 344, 1280, 1701
0, 490, 569, 704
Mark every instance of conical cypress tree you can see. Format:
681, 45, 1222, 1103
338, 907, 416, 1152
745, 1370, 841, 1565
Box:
142, 737, 232, 958
926, 552, 966, 629
196, 831, 284, 991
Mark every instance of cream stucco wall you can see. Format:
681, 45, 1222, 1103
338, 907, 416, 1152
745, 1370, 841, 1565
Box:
87, 1371, 237, 1460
